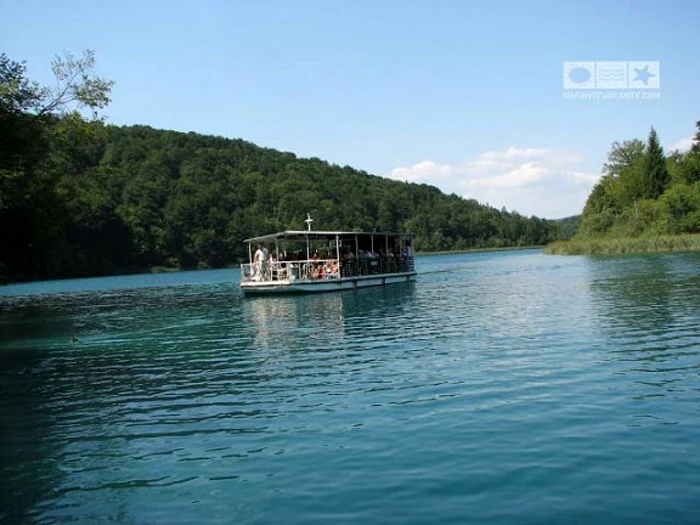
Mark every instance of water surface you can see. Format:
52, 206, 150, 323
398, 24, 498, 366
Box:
2, 251, 700, 524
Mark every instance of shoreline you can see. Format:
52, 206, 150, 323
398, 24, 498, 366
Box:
417, 245, 544, 256
546, 234, 700, 255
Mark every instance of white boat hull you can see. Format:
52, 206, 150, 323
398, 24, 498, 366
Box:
240, 272, 417, 295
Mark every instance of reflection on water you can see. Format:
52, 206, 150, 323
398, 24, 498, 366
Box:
586, 252, 700, 421
244, 293, 348, 350
588, 253, 700, 356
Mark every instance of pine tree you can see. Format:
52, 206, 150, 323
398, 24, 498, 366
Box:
642, 127, 669, 199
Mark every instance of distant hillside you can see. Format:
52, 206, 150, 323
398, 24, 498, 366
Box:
551, 215, 581, 240
1, 120, 564, 282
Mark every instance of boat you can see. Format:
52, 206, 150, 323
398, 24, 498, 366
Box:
239, 214, 417, 295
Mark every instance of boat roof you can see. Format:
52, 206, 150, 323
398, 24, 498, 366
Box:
243, 230, 414, 243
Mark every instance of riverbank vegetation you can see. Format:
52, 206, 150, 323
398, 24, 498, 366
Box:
547, 233, 700, 255
1, 51, 575, 284
547, 122, 700, 255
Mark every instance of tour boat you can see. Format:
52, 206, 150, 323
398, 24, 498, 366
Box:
239, 214, 417, 295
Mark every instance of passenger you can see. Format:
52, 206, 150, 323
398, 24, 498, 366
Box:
269, 254, 277, 280
253, 245, 265, 280
327, 260, 339, 278
263, 248, 271, 280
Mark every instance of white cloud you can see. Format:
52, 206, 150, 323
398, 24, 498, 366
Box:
480, 147, 549, 160
387, 146, 599, 218
390, 160, 452, 182
667, 135, 696, 152
465, 162, 549, 190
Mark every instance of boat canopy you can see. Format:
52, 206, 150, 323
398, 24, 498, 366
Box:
243, 230, 413, 244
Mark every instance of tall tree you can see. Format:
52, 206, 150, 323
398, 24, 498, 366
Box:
0, 51, 113, 282
642, 127, 669, 199
602, 139, 646, 208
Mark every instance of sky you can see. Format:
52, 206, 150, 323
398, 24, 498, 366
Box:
2, 0, 699, 218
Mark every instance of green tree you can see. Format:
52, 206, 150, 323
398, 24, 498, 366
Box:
572, 119, 700, 245
0, 51, 113, 282
603, 139, 646, 208
642, 127, 669, 199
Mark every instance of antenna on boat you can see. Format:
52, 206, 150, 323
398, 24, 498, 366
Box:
304, 212, 314, 232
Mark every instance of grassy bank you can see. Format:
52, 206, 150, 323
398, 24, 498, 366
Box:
546, 234, 700, 255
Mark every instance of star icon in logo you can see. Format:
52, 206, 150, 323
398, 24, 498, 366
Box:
628, 61, 660, 89
633, 65, 656, 86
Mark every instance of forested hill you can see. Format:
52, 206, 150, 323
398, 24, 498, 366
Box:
2, 120, 565, 283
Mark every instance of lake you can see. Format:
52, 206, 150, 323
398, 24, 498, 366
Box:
1, 250, 700, 524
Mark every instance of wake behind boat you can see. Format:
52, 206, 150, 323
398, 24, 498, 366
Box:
239, 214, 416, 295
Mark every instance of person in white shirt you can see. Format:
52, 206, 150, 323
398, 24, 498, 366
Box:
253, 245, 266, 280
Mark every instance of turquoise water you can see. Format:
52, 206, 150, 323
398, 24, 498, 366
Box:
1, 250, 700, 524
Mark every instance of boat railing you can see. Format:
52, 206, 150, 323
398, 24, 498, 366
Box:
240, 259, 342, 283
241, 255, 415, 283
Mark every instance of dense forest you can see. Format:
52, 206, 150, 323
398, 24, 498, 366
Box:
1, 51, 570, 284
575, 123, 700, 240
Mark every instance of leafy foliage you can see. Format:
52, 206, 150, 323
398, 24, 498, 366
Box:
0, 51, 115, 281
576, 123, 700, 243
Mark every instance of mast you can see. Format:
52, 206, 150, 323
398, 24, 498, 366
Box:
304, 213, 313, 262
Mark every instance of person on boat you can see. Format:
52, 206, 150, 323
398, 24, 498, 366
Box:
253, 245, 268, 281
310, 264, 321, 280
311, 250, 325, 279
269, 253, 277, 280
325, 260, 339, 279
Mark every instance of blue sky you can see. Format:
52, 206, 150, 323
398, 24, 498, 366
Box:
3, 0, 699, 218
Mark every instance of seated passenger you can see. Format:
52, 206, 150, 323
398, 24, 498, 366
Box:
328, 260, 339, 278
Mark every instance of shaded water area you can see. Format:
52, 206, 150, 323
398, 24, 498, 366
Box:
1, 251, 700, 524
